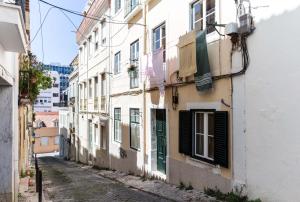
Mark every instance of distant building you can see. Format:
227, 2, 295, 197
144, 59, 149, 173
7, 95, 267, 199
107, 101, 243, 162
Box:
42, 64, 73, 93
34, 71, 60, 112
34, 128, 59, 154
33, 112, 59, 154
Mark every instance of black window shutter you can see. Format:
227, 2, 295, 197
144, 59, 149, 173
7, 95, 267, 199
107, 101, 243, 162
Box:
214, 111, 229, 168
179, 110, 192, 155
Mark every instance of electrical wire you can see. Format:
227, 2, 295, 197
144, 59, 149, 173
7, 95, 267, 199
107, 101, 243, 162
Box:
60, 10, 134, 48
38, 0, 45, 62
27, 6, 54, 48
38, 0, 146, 27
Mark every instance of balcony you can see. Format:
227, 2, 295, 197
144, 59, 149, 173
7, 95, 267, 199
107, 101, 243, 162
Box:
0, 2, 27, 53
124, 0, 142, 21
100, 96, 106, 111
94, 97, 98, 111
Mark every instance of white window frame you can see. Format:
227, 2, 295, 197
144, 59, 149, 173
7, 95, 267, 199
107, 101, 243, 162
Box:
101, 20, 107, 45
130, 108, 140, 150
114, 108, 122, 143
115, 0, 121, 13
114, 51, 121, 75
94, 124, 100, 146
94, 29, 99, 52
129, 40, 139, 89
194, 111, 214, 161
94, 76, 98, 98
152, 22, 166, 52
190, 0, 219, 35
88, 79, 92, 98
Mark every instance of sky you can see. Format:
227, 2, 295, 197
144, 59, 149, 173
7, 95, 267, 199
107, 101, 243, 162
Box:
30, 0, 86, 66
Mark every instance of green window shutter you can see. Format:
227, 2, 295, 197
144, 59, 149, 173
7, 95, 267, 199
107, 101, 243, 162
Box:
214, 111, 229, 168
179, 110, 192, 155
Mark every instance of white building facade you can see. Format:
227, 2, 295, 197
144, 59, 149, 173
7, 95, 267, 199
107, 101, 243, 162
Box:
72, 0, 300, 201
0, 2, 27, 201
34, 71, 60, 112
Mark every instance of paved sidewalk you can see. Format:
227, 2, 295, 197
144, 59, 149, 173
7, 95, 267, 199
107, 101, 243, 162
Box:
62, 159, 217, 202
89, 165, 217, 202
18, 176, 38, 202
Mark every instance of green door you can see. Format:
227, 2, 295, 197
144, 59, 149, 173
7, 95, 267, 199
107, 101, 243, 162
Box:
156, 109, 166, 173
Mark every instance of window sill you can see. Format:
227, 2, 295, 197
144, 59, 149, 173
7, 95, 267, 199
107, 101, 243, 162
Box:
186, 155, 216, 169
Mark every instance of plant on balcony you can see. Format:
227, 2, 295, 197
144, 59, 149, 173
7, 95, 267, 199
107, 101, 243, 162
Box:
19, 52, 52, 103
127, 63, 137, 73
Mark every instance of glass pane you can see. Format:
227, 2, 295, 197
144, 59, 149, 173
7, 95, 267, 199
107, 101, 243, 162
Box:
155, 40, 160, 50
195, 20, 203, 31
206, 13, 215, 33
206, 0, 215, 14
208, 113, 214, 135
194, 2, 202, 21
196, 113, 204, 133
196, 134, 204, 156
208, 136, 214, 159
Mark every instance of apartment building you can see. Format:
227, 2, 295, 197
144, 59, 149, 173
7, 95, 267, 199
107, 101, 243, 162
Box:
68, 55, 80, 161
76, 0, 110, 166
72, 0, 300, 201
34, 71, 60, 112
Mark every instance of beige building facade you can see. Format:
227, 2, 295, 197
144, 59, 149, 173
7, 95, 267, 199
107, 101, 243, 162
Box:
73, 0, 300, 201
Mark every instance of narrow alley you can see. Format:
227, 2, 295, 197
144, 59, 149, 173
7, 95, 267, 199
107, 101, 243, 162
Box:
39, 157, 171, 202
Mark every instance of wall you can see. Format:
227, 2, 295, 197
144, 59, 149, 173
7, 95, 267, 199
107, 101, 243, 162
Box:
0, 44, 20, 202
143, 0, 234, 192
234, 1, 300, 201
34, 128, 59, 154
108, 0, 145, 175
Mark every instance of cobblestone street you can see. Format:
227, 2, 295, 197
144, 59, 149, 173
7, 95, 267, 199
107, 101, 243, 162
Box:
39, 157, 171, 202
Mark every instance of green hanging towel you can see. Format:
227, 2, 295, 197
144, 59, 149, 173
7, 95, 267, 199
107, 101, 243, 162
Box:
194, 30, 212, 91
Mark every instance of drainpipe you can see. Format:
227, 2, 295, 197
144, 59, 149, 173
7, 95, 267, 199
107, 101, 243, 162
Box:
108, 3, 112, 170
142, 1, 147, 177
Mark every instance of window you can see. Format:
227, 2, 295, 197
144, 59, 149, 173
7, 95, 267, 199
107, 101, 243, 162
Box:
94, 29, 99, 51
114, 52, 121, 74
53, 83, 59, 88
53, 93, 59, 97
83, 42, 87, 64
115, 0, 121, 13
55, 136, 59, 145
94, 124, 99, 146
53, 103, 59, 107
194, 112, 214, 160
114, 108, 121, 142
191, 0, 215, 34
53, 120, 59, 127
101, 20, 107, 45
130, 108, 140, 150
153, 23, 166, 53
40, 137, 49, 146
94, 77, 98, 97
130, 40, 139, 88
88, 36, 92, 56
101, 74, 106, 96
179, 110, 228, 167
89, 79, 92, 98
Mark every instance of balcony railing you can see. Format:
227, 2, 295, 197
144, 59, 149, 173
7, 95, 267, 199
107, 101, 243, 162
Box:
94, 97, 98, 111
124, 0, 141, 18
101, 96, 106, 111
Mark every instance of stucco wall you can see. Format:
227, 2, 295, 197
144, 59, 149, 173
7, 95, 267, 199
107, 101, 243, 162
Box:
235, 1, 300, 201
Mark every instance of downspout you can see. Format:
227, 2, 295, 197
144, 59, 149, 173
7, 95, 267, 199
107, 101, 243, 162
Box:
142, 1, 147, 177
108, 1, 112, 169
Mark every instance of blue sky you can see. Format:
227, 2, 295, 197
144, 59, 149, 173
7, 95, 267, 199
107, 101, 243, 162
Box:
30, 0, 86, 66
